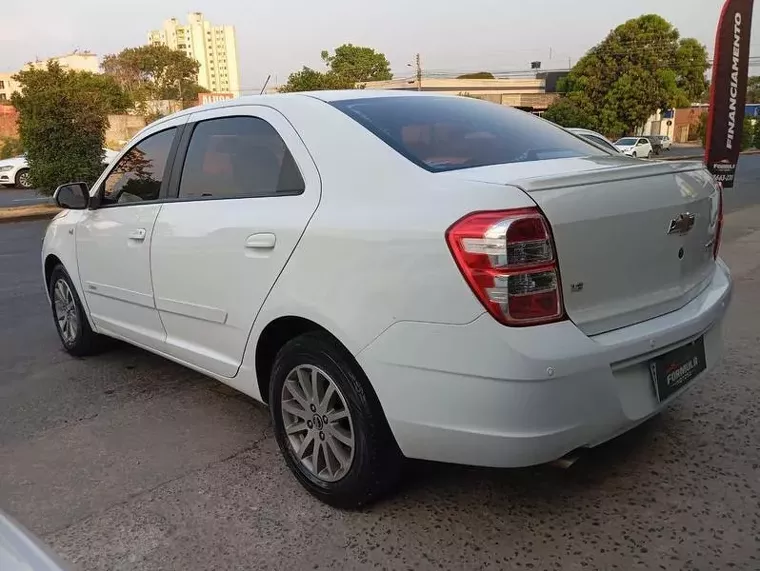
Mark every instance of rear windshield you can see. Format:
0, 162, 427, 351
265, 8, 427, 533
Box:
330, 96, 607, 172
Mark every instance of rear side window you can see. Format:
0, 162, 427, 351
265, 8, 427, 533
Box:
178, 116, 305, 200
330, 96, 605, 172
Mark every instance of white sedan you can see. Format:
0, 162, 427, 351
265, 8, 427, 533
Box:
43, 92, 732, 508
614, 136, 654, 158
0, 149, 119, 189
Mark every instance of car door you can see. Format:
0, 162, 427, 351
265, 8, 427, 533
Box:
76, 119, 185, 347
149, 105, 320, 377
638, 138, 650, 155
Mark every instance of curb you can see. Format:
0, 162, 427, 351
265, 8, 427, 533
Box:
0, 209, 60, 224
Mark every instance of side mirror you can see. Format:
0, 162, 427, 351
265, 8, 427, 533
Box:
54, 182, 89, 210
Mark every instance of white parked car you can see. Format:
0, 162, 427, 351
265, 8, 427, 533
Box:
614, 137, 653, 158
0, 149, 119, 189
655, 135, 673, 151
566, 128, 622, 154
42, 92, 732, 508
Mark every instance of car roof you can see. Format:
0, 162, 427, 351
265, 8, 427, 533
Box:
148, 90, 442, 131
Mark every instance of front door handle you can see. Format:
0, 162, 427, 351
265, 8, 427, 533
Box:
245, 233, 276, 249
128, 228, 147, 241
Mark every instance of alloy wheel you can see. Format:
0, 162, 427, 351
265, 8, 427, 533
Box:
17, 171, 31, 189
53, 279, 78, 345
280, 364, 355, 482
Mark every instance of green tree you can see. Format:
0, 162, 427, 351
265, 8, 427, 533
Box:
543, 97, 596, 129
741, 116, 754, 150
748, 77, 760, 104
102, 44, 204, 108
76, 72, 133, 113
753, 120, 760, 149
0, 137, 24, 159
12, 62, 109, 194
279, 67, 354, 93
320, 44, 393, 84
561, 15, 709, 137
457, 72, 495, 79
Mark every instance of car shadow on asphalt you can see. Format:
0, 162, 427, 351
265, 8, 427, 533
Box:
395, 414, 667, 506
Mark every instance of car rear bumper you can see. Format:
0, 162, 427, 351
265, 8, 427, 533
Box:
357, 259, 732, 468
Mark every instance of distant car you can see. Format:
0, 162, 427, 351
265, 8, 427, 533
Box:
0, 149, 120, 189
654, 135, 672, 151
566, 128, 622, 154
644, 136, 663, 156
614, 137, 653, 158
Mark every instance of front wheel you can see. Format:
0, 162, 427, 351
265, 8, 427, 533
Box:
270, 332, 403, 509
647, 151, 653, 159
49, 265, 103, 356
632, 152, 638, 158
15, 169, 32, 189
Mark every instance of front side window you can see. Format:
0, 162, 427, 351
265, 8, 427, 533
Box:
102, 128, 176, 205
177, 116, 304, 200
330, 96, 605, 172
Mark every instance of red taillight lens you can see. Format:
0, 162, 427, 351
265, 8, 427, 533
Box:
446, 208, 566, 326
713, 182, 723, 260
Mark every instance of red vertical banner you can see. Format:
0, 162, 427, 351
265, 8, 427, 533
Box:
704, 0, 755, 188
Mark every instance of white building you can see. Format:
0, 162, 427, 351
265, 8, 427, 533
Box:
149, 12, 240, 96
23, 50, 100, 74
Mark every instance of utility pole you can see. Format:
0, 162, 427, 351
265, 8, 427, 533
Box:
415, 53, 422, 91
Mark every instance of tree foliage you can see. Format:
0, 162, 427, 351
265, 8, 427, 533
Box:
753, 120, 760, 149
102, 44, 205, 107
543, 97, 595, 129
554, 15, 709, 137
280, 44, 392, 92
320, 44, 392, 83
748, 76, 760, 104
279, 67, 354, 93
12, 62, 110, 194
457, 72, 495, 79
0, 137, 24, 160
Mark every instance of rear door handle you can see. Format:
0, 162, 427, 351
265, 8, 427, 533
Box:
245, 233, 276, 249
128, 228, 147, 241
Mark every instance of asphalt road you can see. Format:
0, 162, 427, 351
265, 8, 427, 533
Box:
0, 187, 51, 207
1, 161, 760, 570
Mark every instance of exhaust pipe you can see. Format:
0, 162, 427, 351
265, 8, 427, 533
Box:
549, 451, 581, 469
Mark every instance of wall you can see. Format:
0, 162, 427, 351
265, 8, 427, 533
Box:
0, 106, 19, 139
0, 73, 21, 103
105, 114, 146, 147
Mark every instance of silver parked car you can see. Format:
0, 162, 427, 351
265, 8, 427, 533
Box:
0, 510, 69, 571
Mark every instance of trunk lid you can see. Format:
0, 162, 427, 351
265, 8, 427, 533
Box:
443, 157, 721, 335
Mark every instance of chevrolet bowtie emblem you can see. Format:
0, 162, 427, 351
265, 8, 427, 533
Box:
667, 213, 696, 236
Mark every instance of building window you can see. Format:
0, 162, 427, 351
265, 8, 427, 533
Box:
0, 94, 7, 101
0, 81, 5, 89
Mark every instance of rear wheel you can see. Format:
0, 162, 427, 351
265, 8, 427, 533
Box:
49, 265, 103, 356
270, 332, 403, 509
15, 169, 32, 189
647, 151, 653, 159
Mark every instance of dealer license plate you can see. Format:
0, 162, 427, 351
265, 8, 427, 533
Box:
649, 337, 706, 402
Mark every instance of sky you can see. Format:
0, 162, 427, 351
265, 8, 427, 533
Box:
2, 0, 759, 93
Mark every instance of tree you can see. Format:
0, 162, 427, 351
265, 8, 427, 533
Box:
457, 72, 495, 80
102, 44, 205, 108
560, 15, 709, 137
543, 97, 596, 130
753, 120, 760, 149
12, 62, 110, 194
279, 67, 354, 93
75, 72, 133, 113
0, 137, 23, 159
748, 77, 760, 104
320, 44, 392, 84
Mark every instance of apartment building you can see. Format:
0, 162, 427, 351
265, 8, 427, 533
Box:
149, 12, 240, 95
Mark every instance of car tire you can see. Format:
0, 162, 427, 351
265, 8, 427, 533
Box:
270, 331, 403, 509
647, 151, 652, 159
632, 152, 638, 158
15, 169, 32, 189
48, 264, 103, 356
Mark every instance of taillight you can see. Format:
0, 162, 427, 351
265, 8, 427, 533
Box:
713, 182, 723, 259
446, 208, 566, 326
